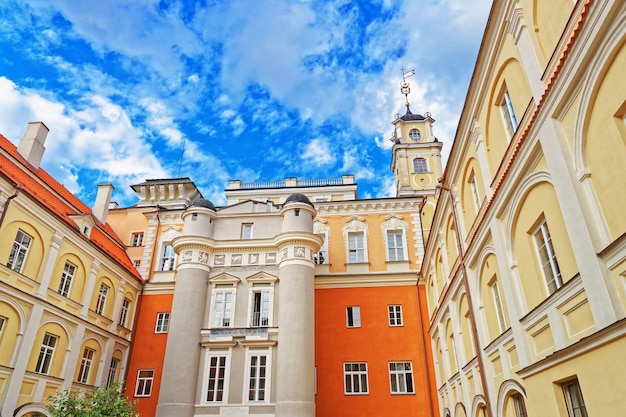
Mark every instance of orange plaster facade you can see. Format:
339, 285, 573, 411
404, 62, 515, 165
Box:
124, 293, 173, 417
315, 285, 437, 417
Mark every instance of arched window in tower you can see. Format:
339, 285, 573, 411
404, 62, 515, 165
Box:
413, 158, 428, 173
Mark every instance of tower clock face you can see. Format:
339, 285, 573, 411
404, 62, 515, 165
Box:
409, 129, 422, 142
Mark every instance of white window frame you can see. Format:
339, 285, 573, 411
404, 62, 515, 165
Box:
211, 288, 236, 328
408, 128, 422, 142
35, 333, 57, 374
388, 361, 415, 394
242, 223, 253, 240
107, 357, 120, 387
468, 172, 481, 212
388, 305, 403, 327
500, 88, 518, 139
533, 219, 563, 295
160, 243, 176, 271
347, 232, 366, 263
244, 350, 271, 403
119, 298, 131, 327
8, 230, 32, 273
77, 347, 95, 384
386, 230, 407, 262
0, 316, 6, 336
344, 362, 369, 395
490, 279, 507, 333
562, 379, 588, 417
135, 369, 154, 397
203, 351, 231, 404
315, 231, 328, 264
130, 232, 144, 246
512, 393, 528, 417
413, 157, 428, 173
381, 215, 409, 263
58, 261, 76, 297
95, 283, 109, 315
155, 312, 170, 333
250, 287, 272, 327
346, 306, 361, 328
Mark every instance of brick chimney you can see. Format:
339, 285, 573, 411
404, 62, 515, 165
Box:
17, 121, 49, 170
92, 184, 115, 224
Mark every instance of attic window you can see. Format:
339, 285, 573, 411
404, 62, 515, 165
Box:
83, 225, 90, 235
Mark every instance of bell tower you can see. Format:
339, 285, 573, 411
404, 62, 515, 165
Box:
390, 70, 443, 197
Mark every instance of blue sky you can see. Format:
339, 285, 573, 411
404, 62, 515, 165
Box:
0, 0, 491, 207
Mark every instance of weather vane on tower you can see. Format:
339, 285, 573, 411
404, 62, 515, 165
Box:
400, 67, 416, 114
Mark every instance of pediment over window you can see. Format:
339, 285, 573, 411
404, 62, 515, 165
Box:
246, 271, 278, 284
209, 273, 240, 285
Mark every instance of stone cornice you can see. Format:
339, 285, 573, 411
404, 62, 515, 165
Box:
315, 198, 425, 215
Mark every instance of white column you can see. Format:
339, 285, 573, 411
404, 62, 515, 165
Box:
509, 7, 545, 101
110, 281, 126, 332
539, 120, 623, 326
80, 261, 100, 318
36, 232, 64, 299
1, 304, 44, 417
61, 325, 86, 390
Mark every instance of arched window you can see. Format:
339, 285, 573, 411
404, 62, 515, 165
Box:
413, 158, 428, 173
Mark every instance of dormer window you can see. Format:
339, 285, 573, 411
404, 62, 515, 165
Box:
409, 129, 422, 142
83, 225, 90, 235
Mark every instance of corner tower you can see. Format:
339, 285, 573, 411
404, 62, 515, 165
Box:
390, 75, 444, 197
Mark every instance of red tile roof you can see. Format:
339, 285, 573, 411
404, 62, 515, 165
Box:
0, 133, 142, 282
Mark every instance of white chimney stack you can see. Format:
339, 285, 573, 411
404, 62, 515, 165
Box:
93, 184, 115, 224
17, 121, 49, 170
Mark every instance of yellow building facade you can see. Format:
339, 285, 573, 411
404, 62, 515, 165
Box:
0, 123, 143, 417
422, 1, 626, 416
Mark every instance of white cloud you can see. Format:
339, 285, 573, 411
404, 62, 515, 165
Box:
302, 138, 335, 166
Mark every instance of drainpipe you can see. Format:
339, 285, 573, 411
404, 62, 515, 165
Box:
0, 184, 22, 229
438, 182, 494, 417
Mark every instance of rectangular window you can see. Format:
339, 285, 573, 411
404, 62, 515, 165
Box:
119, 298, 131, 327
212, 290, 234, 327
348, 232, 366, 263
135, 370, 154, 397
242, 224, 253, 240
58, 261, 76, 297
469, 173, 481, 212
344, 362, 368, 394
35, 333, 57, 374
389, 362, 414, 394
77, 347, 95, 383
248, 354, 268, 401
130, 232, 144, 246
512, 393, 528, 417
500, 89, 518, 139
251, 290, 271, 327
386, 231, 405, 261
533, 220, 562, 295
155, 312, 170, 333
314, 232, 328, 264
95, 283, 109, 315
160, 244, 176, 271
562, 379, 588, 417
413, 158, 428, 173
134, 260, 141, 268
491, 280, 507, 333
107, 357, 120, 387
346, 306, 361, 328
206, 355, 227, 402
388, 305, 403, 326
8, 230, 32, 273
